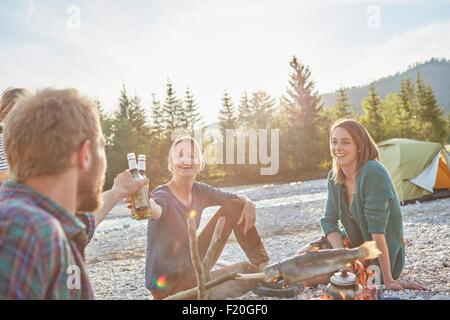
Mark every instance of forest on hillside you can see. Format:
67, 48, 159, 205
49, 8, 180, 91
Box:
98, 57, 449, 190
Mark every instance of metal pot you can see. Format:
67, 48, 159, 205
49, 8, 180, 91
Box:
325, 270, 363, 300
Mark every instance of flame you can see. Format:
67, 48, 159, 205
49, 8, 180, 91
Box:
322, 259, 380, 300
318, 238, 380, 300
355, 259, 379, 300
189, 210, 197, 218
321, 293, 332, 300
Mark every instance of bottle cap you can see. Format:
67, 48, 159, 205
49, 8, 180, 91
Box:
138, 154, 146, 161
127, 153, 136, 160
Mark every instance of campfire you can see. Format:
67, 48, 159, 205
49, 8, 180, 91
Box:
321, 259, 380, 300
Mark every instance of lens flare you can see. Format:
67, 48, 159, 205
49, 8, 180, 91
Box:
153, 275, 168, 289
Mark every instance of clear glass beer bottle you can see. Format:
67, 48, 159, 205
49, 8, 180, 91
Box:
127, 153, 152, 220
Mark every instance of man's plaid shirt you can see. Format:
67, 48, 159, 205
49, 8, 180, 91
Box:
0, 180, 96, 299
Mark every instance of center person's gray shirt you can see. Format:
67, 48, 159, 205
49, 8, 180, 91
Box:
145, 182, 238, 290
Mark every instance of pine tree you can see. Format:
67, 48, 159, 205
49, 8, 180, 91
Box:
447, 112, 450, 143
184, 87, 202, 132
282, 56, 325, 171
238, 92, 254, 128
162, 79, 183, 132
361, 83, 383, 142
397, 78, 419, 138
118, 84, 132, 119
381, 93, 403, 140
94, 98, 113, 147
128, 94, 150, 137
250, 91, 276, 128
104, 84, 139, 189
149, 93, 165, 138
416, 73, 448, 143
399, 78, 416, 118
218, 90, 237, 132
330, 87, 352, 121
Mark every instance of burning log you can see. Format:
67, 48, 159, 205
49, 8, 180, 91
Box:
263, 241, 381, 284
187, 216, 207, 300
172, 230, 381, 300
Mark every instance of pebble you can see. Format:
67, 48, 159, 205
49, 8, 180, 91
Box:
85, 180, 450, 300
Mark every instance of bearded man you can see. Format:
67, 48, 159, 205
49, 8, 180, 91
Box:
0, 88, 146, 299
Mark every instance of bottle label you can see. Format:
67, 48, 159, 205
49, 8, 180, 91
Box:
133, 190, 149, 210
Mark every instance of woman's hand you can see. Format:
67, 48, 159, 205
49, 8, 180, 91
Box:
237, 196, 256, 235
123, 195, 162, 219
384, 279, 426, 291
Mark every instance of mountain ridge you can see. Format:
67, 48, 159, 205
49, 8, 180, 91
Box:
321, 58, 450, 113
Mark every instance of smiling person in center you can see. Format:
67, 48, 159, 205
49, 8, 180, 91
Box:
320, 118, 425, 291
144, 136, 269, 300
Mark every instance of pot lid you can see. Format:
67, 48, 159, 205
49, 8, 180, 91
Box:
330, 270, 356, 286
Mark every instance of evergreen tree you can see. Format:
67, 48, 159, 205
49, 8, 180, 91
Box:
118, 84, 132, 119
94, 98, 113, 147
250, 91, 276, 128
162, 79, 183, 132
128, 94, 150, 137
361, 83, 383, 142
330, 87, 352, 121
238, 92, 253, 128
184, 87, 202, 132
399, 78, 416, 118
104, 84, 138, 189
416, 73, 448, 143
380, 93, 403, 140
447, 112, 450, 143
282, 55, 325, 171
149, 93, 165, 138
218, 90, 237, 132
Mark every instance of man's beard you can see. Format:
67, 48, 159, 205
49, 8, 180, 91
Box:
77, 154, 105, 213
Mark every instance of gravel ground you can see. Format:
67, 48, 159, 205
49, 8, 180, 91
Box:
85, 179, 450, 300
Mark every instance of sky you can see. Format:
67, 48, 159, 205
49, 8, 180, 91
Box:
1, 0, 450, 124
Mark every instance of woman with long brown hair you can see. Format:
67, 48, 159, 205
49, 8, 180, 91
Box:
321, 118, 425, 290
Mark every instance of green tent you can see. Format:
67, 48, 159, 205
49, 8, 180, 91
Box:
378, 138, 450, 203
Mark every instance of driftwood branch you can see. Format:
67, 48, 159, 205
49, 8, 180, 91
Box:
164, 272, 238, 300
235, 272, 266, 281
203, 217, 226, 277
163, 271, 266, 300
187, 216, 207, 300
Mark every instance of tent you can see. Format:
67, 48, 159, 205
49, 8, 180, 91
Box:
377, 138, 450, 203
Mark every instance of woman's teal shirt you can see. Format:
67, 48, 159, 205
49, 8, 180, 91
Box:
320, 160, 405, 280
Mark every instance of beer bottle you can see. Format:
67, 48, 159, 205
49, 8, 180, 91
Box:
127, 153, 152, 220
138, 154, 151, 208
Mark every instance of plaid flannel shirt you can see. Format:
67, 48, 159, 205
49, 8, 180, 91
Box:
0, 180, 96, 299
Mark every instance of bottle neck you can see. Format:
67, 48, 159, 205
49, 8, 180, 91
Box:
128, 159, 140, 177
